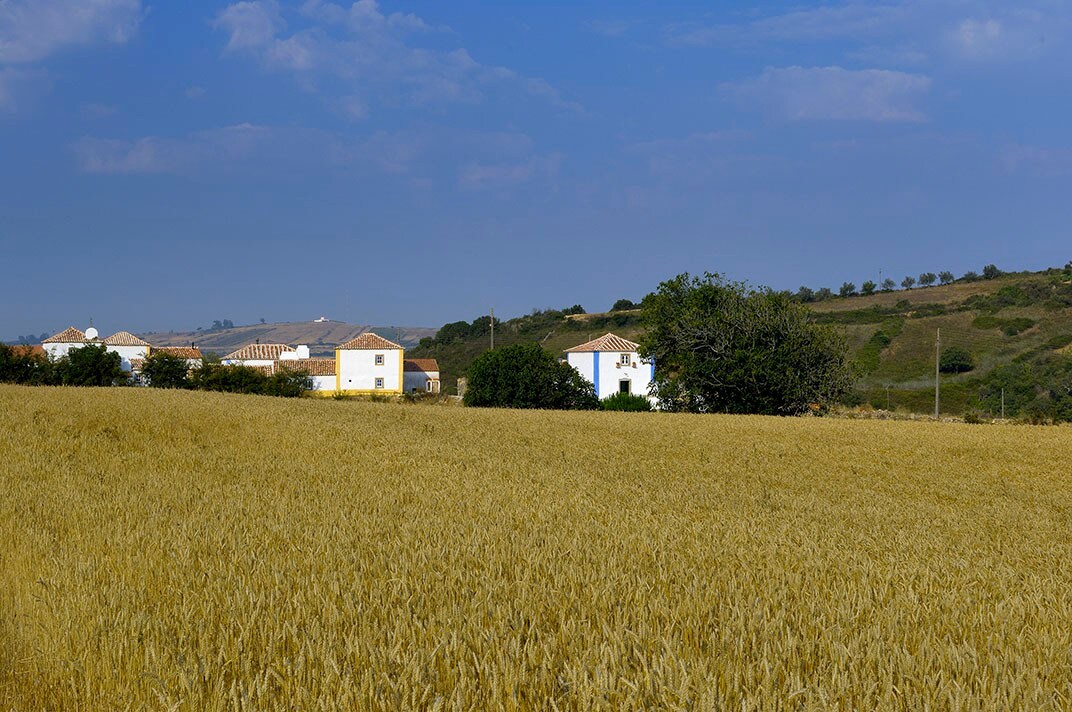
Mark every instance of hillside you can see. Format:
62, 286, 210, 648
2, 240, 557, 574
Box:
138, 321, 436, 357
412, 267, 1072, 414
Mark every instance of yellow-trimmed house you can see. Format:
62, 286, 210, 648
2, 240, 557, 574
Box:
403, 358, 441, 394
335, 332, 404, 395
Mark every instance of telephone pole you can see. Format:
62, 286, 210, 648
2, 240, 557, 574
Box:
490, 307, 494, 350
934, 328, 941, 418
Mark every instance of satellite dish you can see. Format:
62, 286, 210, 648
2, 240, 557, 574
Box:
86, 327, 99, 340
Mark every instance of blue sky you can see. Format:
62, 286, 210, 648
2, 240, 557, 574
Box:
3, 1, 1071, 336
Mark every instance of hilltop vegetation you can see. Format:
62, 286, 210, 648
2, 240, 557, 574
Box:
3, 386, 1072, 708
413, 263, 1072, 419
139, 321, 436, 356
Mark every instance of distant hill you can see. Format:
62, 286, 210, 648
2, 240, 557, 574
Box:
411, 266, 1072, 413
138, 321, 436, 357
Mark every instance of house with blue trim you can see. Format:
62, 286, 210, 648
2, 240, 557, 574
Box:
564, 333, 655, 404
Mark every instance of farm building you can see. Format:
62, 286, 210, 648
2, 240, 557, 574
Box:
42, 326, 150, 373
223, 343, 298, 367
403, 359, 441, 394
336, 332, 404, 395
564, 333, 655, 403
273, 358, 336, 392
131, 346, 203, 375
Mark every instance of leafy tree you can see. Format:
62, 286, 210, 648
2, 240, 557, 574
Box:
435, 321, 471, 345
0, 344, 49, 384
141, 351, 192, 389
815, 287, 834, 301
188, 364, 268, 394
263, 369, 312, 397
601, 392, 652, 412
839, 282, 857, 297
611, 298, 638, 311
982, 264, 1002, 280
962, 270, 980, 281
464, 342, 598, 410
639, 273, 854, 415
861, 280, 877, 296
795, 286, 815, 303
468, 315, 500, 338
901, 276, 917, 290
939, 270, 955, 284
562, 305, 586, 315
939, 346, 975, 374
260, 318, 266, 324
54, 345, 126, 386
919, 272, 937, 286
880, 278, 896, 292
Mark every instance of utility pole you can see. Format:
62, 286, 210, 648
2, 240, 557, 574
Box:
1001, 388, 1006, 421
886, 385, 890, 411
490, 307, 494, 350
934, 328, 941, 418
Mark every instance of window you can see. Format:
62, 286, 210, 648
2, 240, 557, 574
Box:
375, 377, 384, 389
374, 354, 384, 366
619, 379, 631, 395
426, 379, 433, 392
620, 353, 631, 366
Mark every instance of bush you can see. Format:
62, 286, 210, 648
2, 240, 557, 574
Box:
611, 299, 638, 311
919, 272, 937, 287
0, 344, 50, 384
464, 343, 598, 410
860, 280, 876, 296
54, 345, 127, 387
839, 282, 857, 297
939, 271, 954, 284
939, 346, 974, 374
142, 351, 193, 389
983, 264, 1002, 280
601, 392, 652, 412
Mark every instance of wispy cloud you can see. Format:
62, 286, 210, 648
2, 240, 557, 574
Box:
0, 0, 143, 64
723, 66, 931, 122
458, 152, 563, 190
213, 0, 582, 114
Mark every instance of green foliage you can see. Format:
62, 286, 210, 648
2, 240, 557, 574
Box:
263, 370, 312, 398
815, 287, 833, 301
939, 346, 975, 374
983, 264, 1002, 280
600, 392, 652, 412
562, 305, 586, 316
978, 354, 1072, 423
142, 351, 192, 389
0, 345, 50, 385
939, 271, 955, 284
839, 282, 857, 297
901, 276, 916, 290
435, 321, 473, 346
611, 299, 638, 311
961, 271, 980, 281
919, 272, 937, 286
640, 273, 854, 415
186, 364, 309, 397
972, 315, 1036, 336
54, 345, 127, 386
861, 281, 876, 296
880, 278, 896, 291
464, 343, 599, 410
856, 318, 905, 373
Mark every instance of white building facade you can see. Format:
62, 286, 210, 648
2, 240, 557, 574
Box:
336, 333, 404, 395
273, 358, 336, 393
223, 343, 297, 367
565, 333, 655, 403
403, 359, 441, 393
102, 331, 150, 372
43, 326, 151, 373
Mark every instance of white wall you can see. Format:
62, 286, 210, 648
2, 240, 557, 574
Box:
567, 350, 655, 402
308, 375, 335, 392
223, 359, 275, 367
337, 349, 402, 392
404, 370, 440, 393
107, 344, 148, 372
43, 343, 77, 360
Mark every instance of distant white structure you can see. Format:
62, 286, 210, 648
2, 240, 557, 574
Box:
42, 325, 149, 373
314, 316, 330, 323
223, 343, 297, 367
102, 331, 150, 372
335, 332, 404, 394
403, 359, 441, 394
564, 333, 655, 403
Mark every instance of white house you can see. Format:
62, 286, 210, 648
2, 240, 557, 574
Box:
223, 343, 297, 367
403, 359, 441, 394
273, 358, 336, 393
564, 333, 655, 403
132, 346, 203, 375
42, 326, 93, 359
335, 332, 404, 395
102, 331, 150, 372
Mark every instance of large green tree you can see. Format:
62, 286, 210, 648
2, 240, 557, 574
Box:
464, 342, 598, 410
141, 351, 193, 389
639, 273, 854, 414
54, 345, 126, 386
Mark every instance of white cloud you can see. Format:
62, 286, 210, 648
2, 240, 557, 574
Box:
724, 66, 931, 122
0, 0, 143, 63
213, 0, 581, 113
665, 4, 909, 47
73, 123, 277, 174
947, 15, 1050, 61
458, 152, 563, 190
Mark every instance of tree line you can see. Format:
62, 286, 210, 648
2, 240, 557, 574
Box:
793, 264, 1003, 303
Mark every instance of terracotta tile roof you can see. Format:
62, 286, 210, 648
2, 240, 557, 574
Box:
224, 343, 295, 361
129, 358, 145, 372
338, 332, 403, 350
154, 346, 203, 360
564, 333, 641, 353
104, 331, 150, 347
42, 327, 87, 344
275, 358, 336, 376
403, 358, 439, 372
10, 345, 45, 357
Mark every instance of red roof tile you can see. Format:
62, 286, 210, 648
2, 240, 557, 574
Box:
154, 346, 203, 359
274, 358, 336, 376
224, 343, 295, 361
403, 358, 439, 372
42, 327, 87, 344
338, 332, 403, 350
564, 333, 641, 353
104, 331, 150, 347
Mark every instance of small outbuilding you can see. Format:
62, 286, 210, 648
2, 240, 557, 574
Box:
564, 333, 655, 403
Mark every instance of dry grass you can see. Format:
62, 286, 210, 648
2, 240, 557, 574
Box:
2, 385, 1072, 710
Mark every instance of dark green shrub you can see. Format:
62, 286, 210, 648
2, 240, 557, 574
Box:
601, 392, 652, 412
464, 343, 598, 410
939, 347, 975, 374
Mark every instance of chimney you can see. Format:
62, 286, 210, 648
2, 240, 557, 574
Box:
296, 345, 310, 359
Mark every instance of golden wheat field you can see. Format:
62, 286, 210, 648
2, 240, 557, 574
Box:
2, 385, 1072, 710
